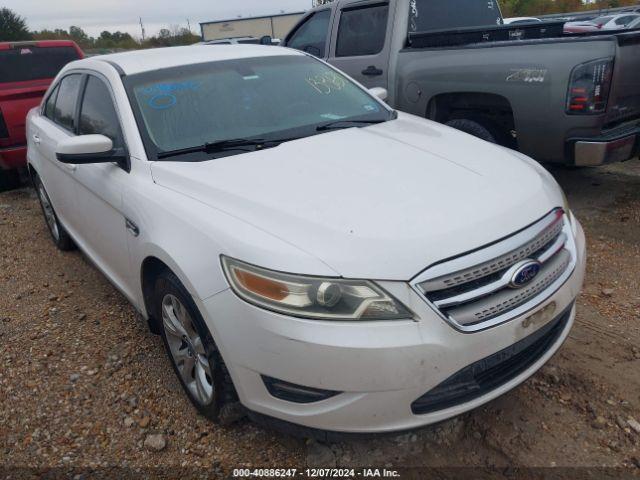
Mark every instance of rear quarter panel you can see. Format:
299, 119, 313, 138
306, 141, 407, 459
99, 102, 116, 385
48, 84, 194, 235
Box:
394, 38, 617, 163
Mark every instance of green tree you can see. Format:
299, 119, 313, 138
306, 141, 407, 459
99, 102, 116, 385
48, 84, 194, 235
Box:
0, 7, 32, 41
69, 25, 93, 48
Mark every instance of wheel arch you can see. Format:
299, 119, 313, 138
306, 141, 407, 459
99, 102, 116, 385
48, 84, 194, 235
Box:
139, 246, 219, 335
426, 92, 517, 148
27, 163, 38, 185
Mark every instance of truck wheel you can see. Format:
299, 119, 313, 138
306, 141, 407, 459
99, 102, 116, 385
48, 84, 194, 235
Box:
445, 119, 497, 144
0, 169, 21, 192
154, 270, 241, 424
34, 174, 76, 251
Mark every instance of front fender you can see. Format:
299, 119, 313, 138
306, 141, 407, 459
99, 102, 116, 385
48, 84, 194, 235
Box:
125, 181, 338, 316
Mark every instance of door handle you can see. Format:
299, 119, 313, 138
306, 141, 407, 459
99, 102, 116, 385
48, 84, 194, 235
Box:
362, 65, 384, 77
32, 134, 41, 145
64, 164, 78, 172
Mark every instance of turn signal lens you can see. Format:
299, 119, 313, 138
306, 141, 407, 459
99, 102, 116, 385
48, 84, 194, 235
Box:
234, 270, 288, 301
566, 58, 613, 115
221, 256, 413, 321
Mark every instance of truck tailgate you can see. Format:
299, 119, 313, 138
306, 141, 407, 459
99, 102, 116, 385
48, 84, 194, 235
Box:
606, 31, 640, 127
0, 82, 49, 148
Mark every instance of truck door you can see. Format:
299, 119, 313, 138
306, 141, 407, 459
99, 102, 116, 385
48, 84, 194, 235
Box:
327, 1, 393, 90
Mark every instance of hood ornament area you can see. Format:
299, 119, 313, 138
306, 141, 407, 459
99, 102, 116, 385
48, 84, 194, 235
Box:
509, 260, 542, 289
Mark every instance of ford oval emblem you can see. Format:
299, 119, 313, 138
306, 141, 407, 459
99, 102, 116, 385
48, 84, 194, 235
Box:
510, 261, 542, 289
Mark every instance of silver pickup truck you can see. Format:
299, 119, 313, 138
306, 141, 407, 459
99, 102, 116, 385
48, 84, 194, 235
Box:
283, 0, 640, 166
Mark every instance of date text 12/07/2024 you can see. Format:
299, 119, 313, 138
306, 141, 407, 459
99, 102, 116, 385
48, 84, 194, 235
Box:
232, 468, 401, 478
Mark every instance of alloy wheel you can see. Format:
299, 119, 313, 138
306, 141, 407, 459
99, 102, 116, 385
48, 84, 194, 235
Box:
161, 294, 214, 405
37, 182, 60, 241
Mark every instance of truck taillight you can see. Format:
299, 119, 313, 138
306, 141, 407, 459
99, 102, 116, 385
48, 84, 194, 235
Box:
567, 58, 614, 115
0, 110, 8, 138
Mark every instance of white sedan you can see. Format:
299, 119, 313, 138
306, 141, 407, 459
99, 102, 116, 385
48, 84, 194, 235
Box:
27, 45, 586, 435
503, 17, 542, 25
565, 13, 640, 32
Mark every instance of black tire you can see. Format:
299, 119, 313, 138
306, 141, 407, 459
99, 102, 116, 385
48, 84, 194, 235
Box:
33, 174, 76, 251
154, 270, 239, 423
0, 169, 21, 192
445, 118, 497, 144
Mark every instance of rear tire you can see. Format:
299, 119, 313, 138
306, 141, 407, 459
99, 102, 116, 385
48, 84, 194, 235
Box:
445, 118, 499, 144
0, 169, 21, 192
34, 174, 75, 251
154, 270, 240, 424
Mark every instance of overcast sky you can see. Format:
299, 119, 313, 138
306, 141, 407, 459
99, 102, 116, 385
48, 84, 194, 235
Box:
4, 0, 314, 37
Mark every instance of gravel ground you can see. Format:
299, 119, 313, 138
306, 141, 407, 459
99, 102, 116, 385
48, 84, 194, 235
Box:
1, 159, 639, 478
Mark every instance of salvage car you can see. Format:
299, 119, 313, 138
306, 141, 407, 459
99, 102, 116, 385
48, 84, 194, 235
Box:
284, 0, 640, 167
27, 45, 586, 435
564, 14, 640, 33
0, 40, 83, 190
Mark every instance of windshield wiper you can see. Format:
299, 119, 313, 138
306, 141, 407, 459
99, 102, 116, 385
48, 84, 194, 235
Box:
316, 119, 388, 132
157, 138, 269, 160
155, 136, 310, 160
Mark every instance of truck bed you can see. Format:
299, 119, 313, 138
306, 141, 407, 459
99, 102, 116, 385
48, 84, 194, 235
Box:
396, 29, 640, 163
406, 21, 640, 49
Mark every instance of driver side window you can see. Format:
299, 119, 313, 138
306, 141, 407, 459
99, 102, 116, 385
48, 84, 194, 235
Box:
286, 10, 331, 58
78, 75, 124, 149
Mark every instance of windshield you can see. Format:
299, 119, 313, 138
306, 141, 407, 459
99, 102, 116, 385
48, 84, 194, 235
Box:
126, 55, 391, 161
408, 0, 502, 33
0, 46, 80, 84
592, 16, 613, 24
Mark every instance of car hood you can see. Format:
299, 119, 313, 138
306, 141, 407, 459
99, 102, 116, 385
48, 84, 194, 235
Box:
150, 114, 563, 280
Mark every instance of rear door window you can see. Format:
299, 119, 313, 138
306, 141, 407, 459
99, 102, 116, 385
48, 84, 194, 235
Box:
53, 74, 83, 132
0, 46, 81, 83
44, 85, 60, 120
336, 4, 389, 57
616, 15, 637, 26
286, 10, 331, 57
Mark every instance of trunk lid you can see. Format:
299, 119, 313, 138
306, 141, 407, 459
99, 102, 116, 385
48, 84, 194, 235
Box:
0, 82, 49, 147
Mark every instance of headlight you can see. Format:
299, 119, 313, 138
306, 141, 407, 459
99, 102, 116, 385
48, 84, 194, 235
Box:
221, 256, 413, 321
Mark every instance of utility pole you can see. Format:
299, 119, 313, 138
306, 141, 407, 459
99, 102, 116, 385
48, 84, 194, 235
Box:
139, 17, 146, 41
187, 18, 192, 33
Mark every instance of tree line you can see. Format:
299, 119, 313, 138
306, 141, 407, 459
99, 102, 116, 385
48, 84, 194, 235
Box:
0, 8, 200, 50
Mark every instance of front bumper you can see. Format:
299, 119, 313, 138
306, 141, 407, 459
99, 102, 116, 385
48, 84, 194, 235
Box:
0, 145, 27, 170
198, 221, 587, 434
571, 125, 640, 166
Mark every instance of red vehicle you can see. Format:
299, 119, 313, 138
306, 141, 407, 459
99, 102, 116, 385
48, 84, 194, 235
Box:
0, 40, 84, 190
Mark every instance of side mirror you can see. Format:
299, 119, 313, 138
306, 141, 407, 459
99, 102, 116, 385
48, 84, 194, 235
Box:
260, 35, 273, 45
369, 87, 388, 102
56, 135, 127, 166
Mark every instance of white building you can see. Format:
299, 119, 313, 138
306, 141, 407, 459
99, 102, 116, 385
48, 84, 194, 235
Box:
200, 12, 305, 42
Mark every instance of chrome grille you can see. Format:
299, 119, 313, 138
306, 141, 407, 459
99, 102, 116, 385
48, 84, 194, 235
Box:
412, 210, 576, 333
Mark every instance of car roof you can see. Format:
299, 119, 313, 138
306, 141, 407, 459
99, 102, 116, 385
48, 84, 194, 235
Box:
91, 45, 303, 76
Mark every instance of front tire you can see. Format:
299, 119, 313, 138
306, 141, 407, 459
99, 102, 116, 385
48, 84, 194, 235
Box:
154, 271, 238, 423
34, 174, 75, 251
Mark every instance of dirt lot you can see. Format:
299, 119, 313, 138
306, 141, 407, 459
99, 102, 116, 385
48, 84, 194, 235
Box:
1, 160, 639, 478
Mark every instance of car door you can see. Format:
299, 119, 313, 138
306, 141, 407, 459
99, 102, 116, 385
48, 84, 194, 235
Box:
71, 73, 137, 300
29, 73, 83, 235
327, 1, 393, 90
284, 9, 333, 59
